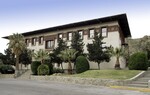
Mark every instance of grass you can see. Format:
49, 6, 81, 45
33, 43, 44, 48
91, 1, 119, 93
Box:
66, 70, 142, 80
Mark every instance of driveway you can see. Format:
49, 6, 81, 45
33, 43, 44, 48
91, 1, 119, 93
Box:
0, 78, 149, 95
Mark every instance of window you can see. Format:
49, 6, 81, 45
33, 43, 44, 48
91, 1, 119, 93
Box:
78, 30, 83, 39
58, 33, 63, 40
46, 40, 54, 49
32, 38, 36, 45
101, 27, 107, 37
89, 29, 95, 38
25, 39, 29, 46
67, 32, 72, 40
39, 36, 44, 45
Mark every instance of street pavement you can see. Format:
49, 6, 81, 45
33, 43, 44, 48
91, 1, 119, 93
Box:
0, 78, 149, 95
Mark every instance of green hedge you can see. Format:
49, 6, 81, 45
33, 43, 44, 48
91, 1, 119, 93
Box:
53, 68, 64, 73
0, 65, 15, 74
75, 56, 90, 73
37, 64, 49, 75
31, 61, 41, 75
43, 59, 53, 75
128, 52, 148, 70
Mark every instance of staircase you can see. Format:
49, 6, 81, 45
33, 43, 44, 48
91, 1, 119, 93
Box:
17, 69, 31, 80
127, 71, 150, 88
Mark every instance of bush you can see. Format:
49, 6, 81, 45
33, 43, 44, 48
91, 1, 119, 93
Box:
37, 64, 49, 75
75, 56, 90, 73
0, 65, 15, 74
43, 59, 53, 75
128, 52, 148, 70
53, 68, 64, 73
31, 61, 41, 75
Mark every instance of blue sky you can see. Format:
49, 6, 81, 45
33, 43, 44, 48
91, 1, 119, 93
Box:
0, 0, 150, 53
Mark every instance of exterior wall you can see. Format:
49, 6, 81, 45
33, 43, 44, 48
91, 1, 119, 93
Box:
24, 21, 126, 69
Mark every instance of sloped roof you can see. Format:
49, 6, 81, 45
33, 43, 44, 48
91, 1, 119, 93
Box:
3, 13, 131, 39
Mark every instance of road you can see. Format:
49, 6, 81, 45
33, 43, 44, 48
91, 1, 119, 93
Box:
0, 79, 149, 95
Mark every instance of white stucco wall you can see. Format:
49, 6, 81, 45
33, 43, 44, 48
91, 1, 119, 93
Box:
24, 21, 126, 69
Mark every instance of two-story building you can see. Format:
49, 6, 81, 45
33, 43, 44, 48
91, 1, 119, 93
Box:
3, 14, 131, 69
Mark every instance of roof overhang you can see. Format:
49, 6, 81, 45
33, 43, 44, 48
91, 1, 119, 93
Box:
2, 13, 131, 39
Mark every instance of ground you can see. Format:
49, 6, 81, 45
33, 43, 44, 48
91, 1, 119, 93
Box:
0, 79, 149, 95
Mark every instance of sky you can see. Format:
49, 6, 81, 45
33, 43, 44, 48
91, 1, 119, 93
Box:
0, 0, 150, 54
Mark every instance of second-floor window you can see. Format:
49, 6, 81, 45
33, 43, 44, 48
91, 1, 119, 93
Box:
78, 30, 83, 39
101, 27, 107, 37
39, 36, 44, 45
58, 33, 63, 40
45, 40, 54, 49
25, 39, 29, 46
89, 29, 95, 38
67, 32, 72, 40
32, 38, 36, 45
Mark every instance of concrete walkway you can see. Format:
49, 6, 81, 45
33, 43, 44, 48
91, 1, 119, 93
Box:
0, 79, 149, 95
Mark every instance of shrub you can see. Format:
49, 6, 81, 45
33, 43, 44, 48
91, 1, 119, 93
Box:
75, 56, 90, 73
43, 59, 53, 75
31, 61, 41, 75
0, 65, 15, 74
128, 52, 148, 70
53, 68, 64, 73
37, 64, 49, 75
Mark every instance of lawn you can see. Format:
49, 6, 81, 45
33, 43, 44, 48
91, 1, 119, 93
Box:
67, 70, 142, 80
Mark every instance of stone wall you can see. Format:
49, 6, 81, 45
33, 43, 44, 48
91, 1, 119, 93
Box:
30, 75, 129, 86
0, 74, 14, 78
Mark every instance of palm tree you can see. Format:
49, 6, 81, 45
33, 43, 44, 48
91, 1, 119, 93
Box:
58, 49, 78, 74
8, 33, 26, 75
111, 47, 124, 69
33, 49, 49, 64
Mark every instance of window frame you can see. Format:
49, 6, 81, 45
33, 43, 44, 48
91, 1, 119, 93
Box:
78, 30, 83, 39
45, 40, 54, 49
58, 33, 63, 40
39, 36, 44, 45
101, 27, 108, 37
67, 32, 72, 41
89, 29, 95, 39
31, 38, 36, 46
25, 39, 29, 46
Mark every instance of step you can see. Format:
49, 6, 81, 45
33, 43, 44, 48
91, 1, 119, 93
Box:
137, 78, 150, 81
144, 75, 150, 77
127, 84, 148, 88
132, 81, 148, 85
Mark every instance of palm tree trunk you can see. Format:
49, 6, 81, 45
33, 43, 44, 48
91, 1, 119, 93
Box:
15, 55, 20, 78
16, 55, 19, 70
115, 57, 121, 69
21, 62, 22, 70
98, 63, 100, 70
68, 61, 72, 74
60, 63, 64, 70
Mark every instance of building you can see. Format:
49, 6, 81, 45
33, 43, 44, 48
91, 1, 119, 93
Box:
3, 14, 131, 69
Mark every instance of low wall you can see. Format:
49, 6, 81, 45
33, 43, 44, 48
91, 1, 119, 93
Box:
31, 75, 129, 86
0, 74, 14, 78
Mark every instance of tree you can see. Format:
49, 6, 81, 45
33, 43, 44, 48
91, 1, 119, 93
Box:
19, 49, 32, 69
33, 49, 49, 64
58, 49, 78, 74
0, 49, 15, 65
71, 32, 85, 69
139, 35, 150, 60
4, 49, 15, 65
71, 32, 84, 56
50, 39, 68, 70
87, 32, 111, 69
8, 33, 26, 71
110, 47, 124, 69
